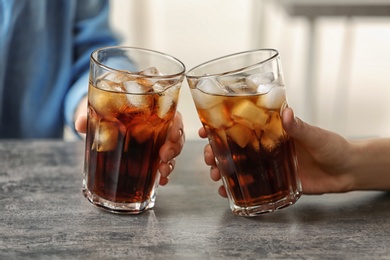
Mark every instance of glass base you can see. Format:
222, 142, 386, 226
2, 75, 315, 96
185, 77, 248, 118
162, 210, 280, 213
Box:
82, 186, 156, 215
230, 191, 302, 217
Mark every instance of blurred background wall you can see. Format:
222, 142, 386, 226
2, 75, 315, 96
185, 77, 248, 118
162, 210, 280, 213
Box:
109, 0, 390, 140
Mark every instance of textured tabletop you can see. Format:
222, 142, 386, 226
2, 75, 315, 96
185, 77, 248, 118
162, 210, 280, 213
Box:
0, 140, 389, 259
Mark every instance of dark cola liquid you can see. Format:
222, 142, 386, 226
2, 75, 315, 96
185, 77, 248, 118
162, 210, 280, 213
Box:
208, 127, 299, 207
85, 124, 169, 203
85, 115, 170, 203
84, 83, 175, 204
193, 86, 301, 214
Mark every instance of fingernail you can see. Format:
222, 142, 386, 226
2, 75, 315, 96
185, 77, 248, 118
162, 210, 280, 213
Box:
168, 161, 174, 172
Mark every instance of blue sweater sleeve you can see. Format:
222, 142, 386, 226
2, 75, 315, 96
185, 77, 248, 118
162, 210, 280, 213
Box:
64, 0, 119, 136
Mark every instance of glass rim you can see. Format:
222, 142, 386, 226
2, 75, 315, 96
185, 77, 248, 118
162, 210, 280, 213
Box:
90, 46, 186, 79
186, 48, 279, 79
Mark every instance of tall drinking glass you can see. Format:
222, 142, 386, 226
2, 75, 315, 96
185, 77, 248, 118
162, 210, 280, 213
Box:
83, 46, 185, 214
186, 49, 302, 216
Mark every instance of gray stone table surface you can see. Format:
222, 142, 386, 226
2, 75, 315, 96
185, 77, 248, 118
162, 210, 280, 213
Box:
0, 140, 390, 259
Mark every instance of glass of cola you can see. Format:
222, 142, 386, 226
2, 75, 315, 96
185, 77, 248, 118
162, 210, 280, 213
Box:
186, 49, 302, 216
83, 46, 185, 214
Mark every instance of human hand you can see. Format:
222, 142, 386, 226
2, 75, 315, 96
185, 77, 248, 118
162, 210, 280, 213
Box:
200, 107, 356, 197
199, 127, 229, 198
281, 107, 354, 194
74, 97, 185, 186
74, 96, 88, 134
157, 111, 185, 186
